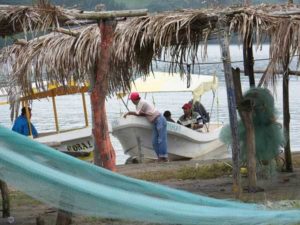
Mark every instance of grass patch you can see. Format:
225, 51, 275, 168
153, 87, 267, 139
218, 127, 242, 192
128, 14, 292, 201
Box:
136, 162, 233, 181
0, 190, 42, 207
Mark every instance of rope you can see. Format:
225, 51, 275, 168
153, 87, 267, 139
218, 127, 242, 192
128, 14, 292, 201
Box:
153, 54, 300, 66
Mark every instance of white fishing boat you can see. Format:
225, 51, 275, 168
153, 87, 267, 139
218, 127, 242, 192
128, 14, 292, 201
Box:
35, 127, 93, 158
111, 72, 229, 161
2, 84, 94, 161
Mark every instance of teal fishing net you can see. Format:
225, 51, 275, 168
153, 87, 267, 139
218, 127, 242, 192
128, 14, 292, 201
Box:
0, 125, 299, 225
220, 88, 285, 162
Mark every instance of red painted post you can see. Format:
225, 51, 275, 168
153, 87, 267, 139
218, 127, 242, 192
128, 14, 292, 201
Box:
91, 19, 116, 171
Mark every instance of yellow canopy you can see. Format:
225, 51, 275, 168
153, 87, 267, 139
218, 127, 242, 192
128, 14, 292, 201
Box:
129, 72, 218, 100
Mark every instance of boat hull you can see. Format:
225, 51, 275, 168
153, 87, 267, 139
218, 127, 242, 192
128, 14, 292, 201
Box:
35, 127, 94, 161
111, 116, 229, 161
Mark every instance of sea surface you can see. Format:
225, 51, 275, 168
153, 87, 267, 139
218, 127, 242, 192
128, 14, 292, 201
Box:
1, 44, 300, 165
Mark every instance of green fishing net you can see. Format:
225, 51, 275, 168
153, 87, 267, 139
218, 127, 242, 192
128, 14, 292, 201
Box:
220, 88, 285, 162
0, 125, 299, 225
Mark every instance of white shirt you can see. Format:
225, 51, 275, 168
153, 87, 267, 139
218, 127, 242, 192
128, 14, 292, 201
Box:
136, 99, 160, 123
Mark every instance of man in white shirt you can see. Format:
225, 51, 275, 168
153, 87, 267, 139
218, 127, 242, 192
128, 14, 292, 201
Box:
124, 92, 168, 162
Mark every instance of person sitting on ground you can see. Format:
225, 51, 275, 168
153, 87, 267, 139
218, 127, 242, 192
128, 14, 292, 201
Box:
163, 110, 175, 123
124, 92, 168, 162
12, 106, 38, 138
177, 103, 203, 130
189, 99, 210, 124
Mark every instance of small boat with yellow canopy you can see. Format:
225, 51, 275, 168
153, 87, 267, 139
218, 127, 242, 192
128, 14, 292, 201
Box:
2, 82, 94, 161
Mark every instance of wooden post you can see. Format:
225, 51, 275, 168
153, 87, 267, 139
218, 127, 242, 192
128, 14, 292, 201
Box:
52, 93, 60, 133
0, 181, 10, 218
81, 92, 89, 127
56, 210, 72, 225
90, 19, 116, 171
243, 28, 255, 87
232, 68, 257, 191
219, 25, 241, 198
283, 59, 293, 172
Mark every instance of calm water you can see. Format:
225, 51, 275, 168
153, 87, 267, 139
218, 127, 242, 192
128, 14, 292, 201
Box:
1, 45, 300, 164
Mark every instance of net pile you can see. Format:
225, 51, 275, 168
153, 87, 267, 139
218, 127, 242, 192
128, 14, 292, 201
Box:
220, 88, 285, 162
0, 125, 299, 225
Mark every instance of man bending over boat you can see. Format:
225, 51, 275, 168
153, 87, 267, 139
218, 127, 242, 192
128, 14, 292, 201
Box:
177, 103, 203, 130
12, 107, 38, 138
124, 92, 168, 162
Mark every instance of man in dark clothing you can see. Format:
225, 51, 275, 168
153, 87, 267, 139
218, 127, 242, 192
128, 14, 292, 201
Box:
163, 110, 175, 123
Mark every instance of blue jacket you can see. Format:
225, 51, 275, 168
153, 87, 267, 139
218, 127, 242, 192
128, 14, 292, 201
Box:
12, 115, 38, 138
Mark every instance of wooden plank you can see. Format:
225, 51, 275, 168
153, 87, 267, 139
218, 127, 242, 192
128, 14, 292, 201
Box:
70, 9, 148, 20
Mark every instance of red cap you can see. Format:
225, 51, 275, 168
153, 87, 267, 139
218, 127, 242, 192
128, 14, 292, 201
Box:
182, 103, 192, 110
129, 92, 140, 101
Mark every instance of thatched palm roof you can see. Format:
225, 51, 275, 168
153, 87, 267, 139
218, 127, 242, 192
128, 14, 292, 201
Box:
112, 3, 300, 86
0, 25, 100, 95
0, 0, 75, 38
1, 3, 300, 101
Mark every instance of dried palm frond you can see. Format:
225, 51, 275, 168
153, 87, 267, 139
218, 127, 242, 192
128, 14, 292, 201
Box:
111, 9, 219, 93
111, 3, 300, 92
2, 3, 300, 104
0, 0, 73, 38
0, 24, 100, 101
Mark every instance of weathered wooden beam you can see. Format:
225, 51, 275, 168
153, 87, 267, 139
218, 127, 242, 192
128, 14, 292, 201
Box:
14, 39, 28, 45
54, 27, 80, 37
0, 5, 27, 10
70, 9, 148, 20
219, 24, 241, 198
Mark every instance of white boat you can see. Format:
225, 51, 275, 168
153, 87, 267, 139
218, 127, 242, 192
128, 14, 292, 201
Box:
2, 84, 94, 161
112, 116, 228, 161
111, 72, 229, 161
35, 127, 93, 159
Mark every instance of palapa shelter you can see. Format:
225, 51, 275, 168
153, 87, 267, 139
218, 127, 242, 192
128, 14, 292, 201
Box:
0, 1, 300, 195
0, 0, 147, 174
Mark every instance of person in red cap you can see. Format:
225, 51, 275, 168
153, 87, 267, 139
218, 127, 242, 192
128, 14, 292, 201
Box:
177, 102, 203, 130
124, 92, 168, 162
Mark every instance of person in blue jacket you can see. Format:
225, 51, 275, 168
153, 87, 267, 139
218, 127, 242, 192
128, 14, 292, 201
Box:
12, 106, 38, 138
